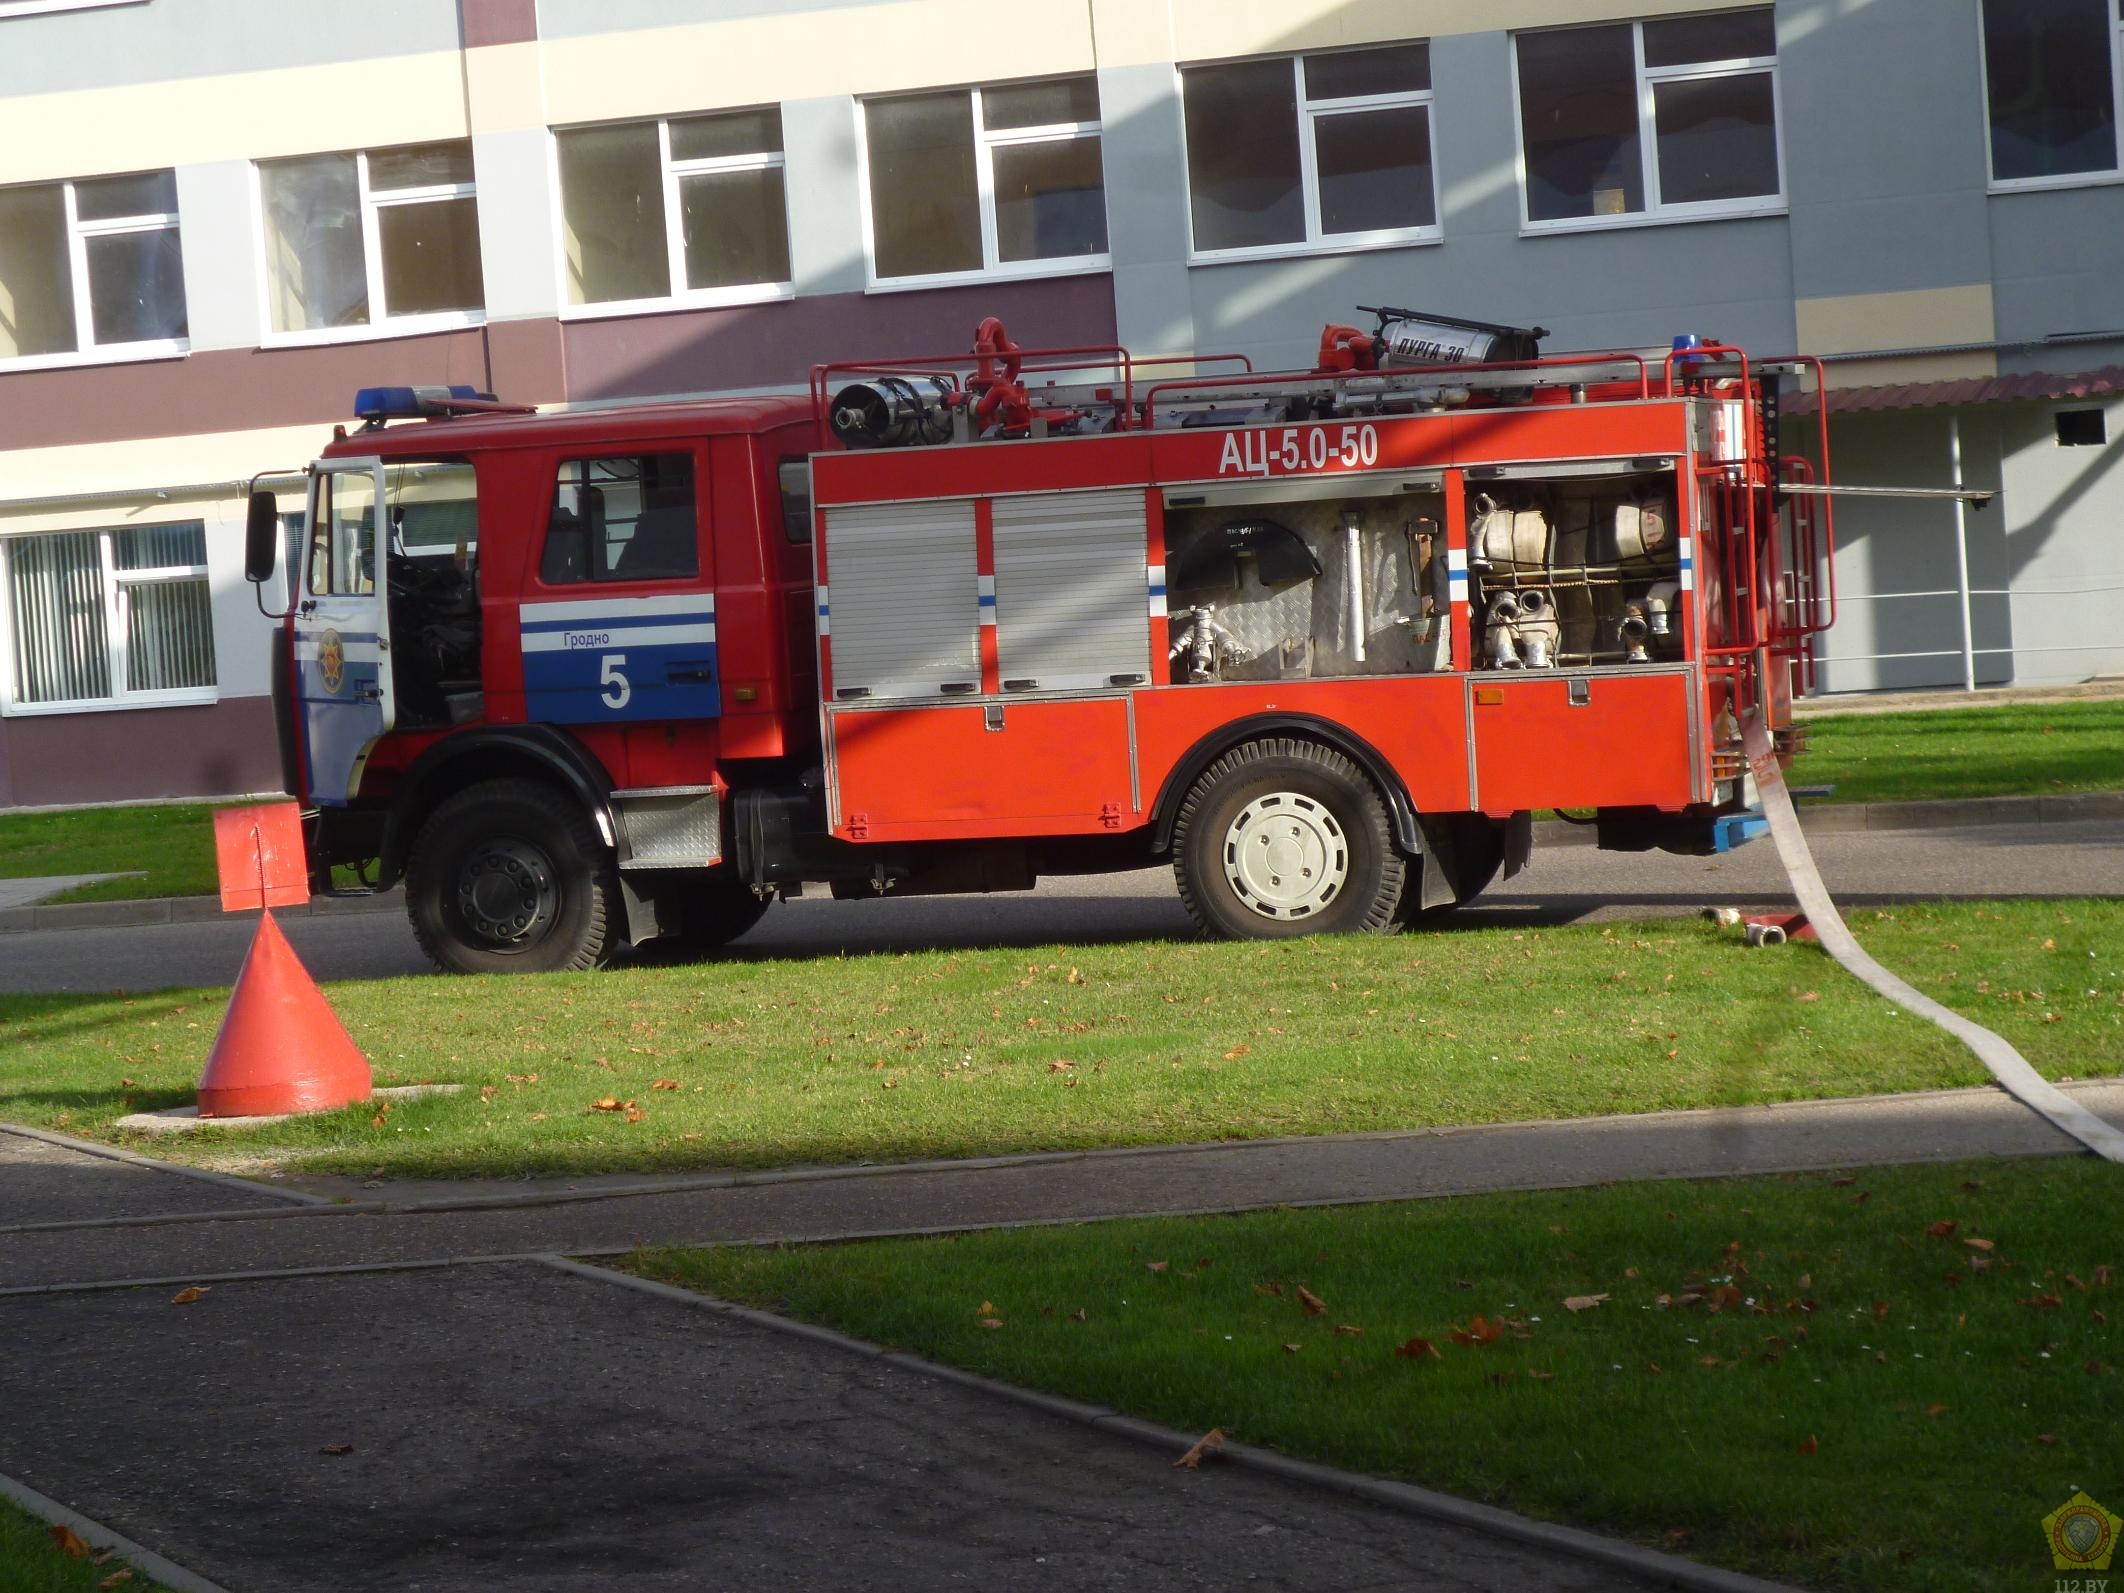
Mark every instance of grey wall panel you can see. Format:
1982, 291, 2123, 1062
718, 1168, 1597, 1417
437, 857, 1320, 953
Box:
0, 0, 465, 98
172, 161, 266, 353
783, 95, 867, 298
1999, 400, 2124, 685
1810, 409, 2014, 694
473, 128, 563, 322
1988, 188, 2124, 349
1099, 63, 1195, 358
1778, 0, 1996, 301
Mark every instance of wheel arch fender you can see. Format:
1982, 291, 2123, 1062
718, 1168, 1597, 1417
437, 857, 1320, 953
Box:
1147, 714, 1424, 857
378, 725, 616, 891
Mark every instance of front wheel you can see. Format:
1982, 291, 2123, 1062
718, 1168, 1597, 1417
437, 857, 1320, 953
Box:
1171, 739, 1406, 938
406, 779, 618, 974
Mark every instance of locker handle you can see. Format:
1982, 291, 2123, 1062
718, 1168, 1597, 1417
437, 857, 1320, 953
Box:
1568, 679, 1592, 707
939, 681, 979, 695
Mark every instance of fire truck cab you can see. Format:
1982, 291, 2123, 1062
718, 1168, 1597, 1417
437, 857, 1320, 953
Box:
246, 311, 1831, 974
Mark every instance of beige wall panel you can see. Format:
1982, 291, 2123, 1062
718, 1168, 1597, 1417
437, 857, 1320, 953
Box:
0, 424, 328, 523
0, 56, 471, 186
466, 40, 546, 133
541, 1, 1096, 124
1796, 284, 1997, 358
1098, 0, 1771, 68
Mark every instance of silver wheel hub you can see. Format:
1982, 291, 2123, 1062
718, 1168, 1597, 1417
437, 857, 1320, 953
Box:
1222, 792, 1347, 920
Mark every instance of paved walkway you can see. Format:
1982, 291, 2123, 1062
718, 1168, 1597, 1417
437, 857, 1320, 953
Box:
0, 872, 140, 910
0, 1128, 1753, 1593
1791, 677, 2124, 716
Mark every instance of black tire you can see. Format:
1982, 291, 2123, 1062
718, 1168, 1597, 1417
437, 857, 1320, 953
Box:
1398, 815, 1507, 926
406, 778, 617, 974
1171, 739, 1406, 938
667, 877, 772, 951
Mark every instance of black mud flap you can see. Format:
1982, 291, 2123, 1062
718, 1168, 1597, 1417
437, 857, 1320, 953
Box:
1501, 811, 1533, 880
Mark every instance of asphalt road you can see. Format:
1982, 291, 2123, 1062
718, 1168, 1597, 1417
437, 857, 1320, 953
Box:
2, 817, 2117, 995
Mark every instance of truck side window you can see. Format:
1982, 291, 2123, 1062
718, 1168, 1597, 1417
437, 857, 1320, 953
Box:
778, 457, 811, 544
541, 453, 698, 583
308, 469, 377, 597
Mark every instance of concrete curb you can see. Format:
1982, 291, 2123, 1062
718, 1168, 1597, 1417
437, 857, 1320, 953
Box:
1531, 788, 2124, 848
548, 1256, 1801, 1593
4, 785, 2121, 933
0, 1121, 329, 1207
0, 888, 402, 936
6, 1077, 2118, 1240
0, 1466, 238, 1593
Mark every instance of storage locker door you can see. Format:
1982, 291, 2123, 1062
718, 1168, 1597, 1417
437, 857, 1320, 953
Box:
991, 490, 1151, 691
822, 499, 980, 698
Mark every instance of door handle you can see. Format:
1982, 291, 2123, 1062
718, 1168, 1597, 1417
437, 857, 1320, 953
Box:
667, 663, 714, 684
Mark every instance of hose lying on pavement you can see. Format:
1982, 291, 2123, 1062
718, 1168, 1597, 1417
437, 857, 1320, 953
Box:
1744, 712, 2124, 1164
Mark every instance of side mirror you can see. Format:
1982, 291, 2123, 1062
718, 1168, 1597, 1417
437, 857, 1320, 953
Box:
245, 489, 282, 584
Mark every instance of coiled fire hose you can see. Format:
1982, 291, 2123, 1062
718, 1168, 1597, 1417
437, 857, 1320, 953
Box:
1743, 713, 2124, 1163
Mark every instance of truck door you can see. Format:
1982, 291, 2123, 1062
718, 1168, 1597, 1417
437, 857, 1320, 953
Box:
519, 446, 719, 724
294, 457, 392, 804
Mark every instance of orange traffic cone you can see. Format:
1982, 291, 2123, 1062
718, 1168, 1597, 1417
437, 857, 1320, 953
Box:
196, 910, 372, 1118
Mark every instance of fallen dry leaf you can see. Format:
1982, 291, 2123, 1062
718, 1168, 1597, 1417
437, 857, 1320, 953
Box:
590, 1097, 623, 1112
1964, 1237, 1996, 1252
1297, 1286, 1329, 1317
1925, 1403, 1947, 1417
100, 1572, 134, 1590
1623, 1267, 1639, 1280
1253, 1282, 1285, 1298
1173, 1428, 1225, 1469
1334, 1324, 1363, 1337
1223, 1045, 1251, 1060
1526, 1369, 1555, 1382
1926, 1220, 1957, 1239
1662, 1528, 1691, 1546
1282, 1342, 1303, 1354
2038, 1433, 2059, 1446
478, 1084, 498, 1102
977, 1300, 998, 1316
1798, 1434, 1819, 1457
1698, 1355, 1720, 1368
1394, 1337, 1442, 1361
1047, 1059, 1073, 1073
50, 1524, 91, 1558
1068, 1308, 1086, 1322
976, 1318, 1003, 1330
1830, 1177, 1856, 1188
1563, 1293, 1610, 1312
1873, 1300, 1891, 1323
1067, 967, 1084, 985
2024, 1292, 2064, 1310
170, 1286, 208, 1305
651, 1079, 682, 1091
319, 1443, 354, 1455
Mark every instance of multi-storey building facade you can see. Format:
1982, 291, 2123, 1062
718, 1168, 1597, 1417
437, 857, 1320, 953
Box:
2, 0, 2119, 807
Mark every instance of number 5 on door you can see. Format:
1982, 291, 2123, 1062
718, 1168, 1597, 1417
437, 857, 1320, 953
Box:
599, 654, 630, 709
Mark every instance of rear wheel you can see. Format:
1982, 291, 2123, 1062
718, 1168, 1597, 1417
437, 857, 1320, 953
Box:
1172, 739, 1405, 939
407, 779, 617, 974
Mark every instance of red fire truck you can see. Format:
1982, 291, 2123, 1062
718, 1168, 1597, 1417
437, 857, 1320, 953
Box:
244, 309, 1833, 973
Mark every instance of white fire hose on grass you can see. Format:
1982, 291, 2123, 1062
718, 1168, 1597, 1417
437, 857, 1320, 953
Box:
1742, 712, 2124, 1163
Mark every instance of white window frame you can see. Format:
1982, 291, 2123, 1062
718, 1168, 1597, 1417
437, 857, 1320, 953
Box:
1513, 14, 1787, 237
0, 1, 149, 15
552, 111, 795, 322
1979, 0, 2124, 194
1182, 50, 1443, 266
0, 173, 187, 374
256, 146, 486, 349
856, 82, 1113, 293
0, 522, 217, 717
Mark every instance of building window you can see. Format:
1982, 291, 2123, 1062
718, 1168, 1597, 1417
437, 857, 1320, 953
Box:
861, 76, 1108, 283
539, 455, 699, 585
1182, 43, 1438, 257
3, 522, 214, 711
1516, 9, 1782, 228
556, 108, 791, 310
0, 169, 186, 365
258, 141, 484, 335
1982, 0, 2124, 185
2056, 407, 2109, 445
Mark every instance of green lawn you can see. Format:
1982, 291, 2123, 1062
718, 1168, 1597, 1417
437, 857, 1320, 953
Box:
634, 1157, 2124, 1593
2, 900, 2116, 1181
1791, 700, 2124, 805
0, 802, 233, 904
0, 1497, 168, 1592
